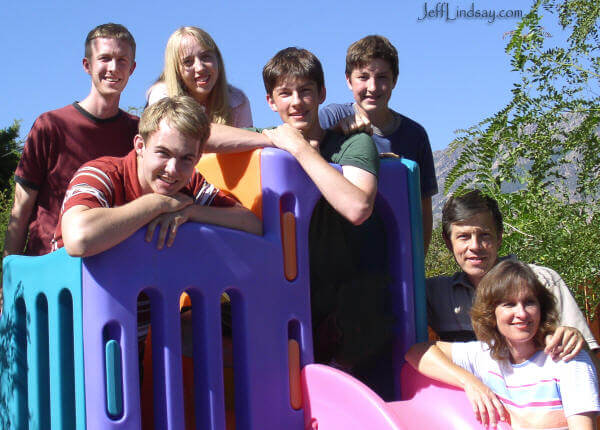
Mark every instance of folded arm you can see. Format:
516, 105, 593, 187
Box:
405, 341, 508, 428
263, 125, 376, 225
61, 193, 192, 257
146, 202, 262, 249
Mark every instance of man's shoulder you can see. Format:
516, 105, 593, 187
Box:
498, 257, 564, 288
339, 130, 375, 146
118, 108, 140, 123
321, 102, 354, 116
397, 112, 426, 131
77, 152, 129, 177
426, 271, 463, 285
327, 130, 378, 159
391, 112, 428, 140
426, 271, 467, 292
526, 262, 562, 284
319, 130, 379, 177
43, 103, 77, 116
33, 104, 138, 130
33, 104, 78, 126
319, 103, 354, 129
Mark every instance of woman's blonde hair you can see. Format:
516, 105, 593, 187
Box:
163, 27, 231, 125
471, 259, 558, 361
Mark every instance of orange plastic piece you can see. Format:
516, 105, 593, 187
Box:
180, 292, 191, 309
288, 339, 302, 410
196, 149, 263, 219
281, 212, 297, 281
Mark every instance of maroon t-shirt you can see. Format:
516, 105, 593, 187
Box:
15, 103, 139, 255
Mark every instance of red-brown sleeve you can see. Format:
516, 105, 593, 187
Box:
15, 115, 54, 190
61, 162, 116, 214
188, 172, 237, 208
210, 189, 238, 207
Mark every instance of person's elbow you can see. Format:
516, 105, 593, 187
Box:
62, 229, 92, 257
405, 341, 434, 370
346, 199, 374, 226
405, 343, 422, 368
62, 214, 95, 257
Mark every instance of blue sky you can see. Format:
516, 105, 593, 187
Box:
2, 0, 535, 151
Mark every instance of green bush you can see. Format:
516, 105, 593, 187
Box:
0, 121, 21, 254
444, 0, 600, 318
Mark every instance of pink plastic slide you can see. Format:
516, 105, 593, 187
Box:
302, 363, 512, 429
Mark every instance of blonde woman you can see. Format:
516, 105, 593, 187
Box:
147, 26, 252, 127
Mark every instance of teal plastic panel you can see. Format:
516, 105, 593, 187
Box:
0, 249, 85, 429
105, 339, 123, 418
400, 158, 428, 342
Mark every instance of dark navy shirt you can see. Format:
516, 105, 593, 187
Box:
319, 103, 438, 198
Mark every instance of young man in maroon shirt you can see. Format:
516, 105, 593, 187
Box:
5, 23, 139, 259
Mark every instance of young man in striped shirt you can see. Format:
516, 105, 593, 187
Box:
54, 95, 261, 256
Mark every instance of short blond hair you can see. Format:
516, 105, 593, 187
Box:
85, 23, 136, 60
139, 96, 210, 154
163, 27, 231, 125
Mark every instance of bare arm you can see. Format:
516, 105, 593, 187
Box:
566, 413, 596, 430
405, 341, 508, 428
61, 193, 192, 257
263, 124, 376, 225
204, 123, 272, 153
145, 202, 262, 249
422, 196, 433, 256
3, 182, 38, 257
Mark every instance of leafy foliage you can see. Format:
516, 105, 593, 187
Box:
443, 0, 600, 317
425, 225, 457, 278
0, 122, 21, 254
0, 121, 22, 195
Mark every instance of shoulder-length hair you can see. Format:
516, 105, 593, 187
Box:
163, 26, 231, 125
471, 259, 558, 361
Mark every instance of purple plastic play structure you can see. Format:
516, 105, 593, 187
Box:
1, 148, 504, 429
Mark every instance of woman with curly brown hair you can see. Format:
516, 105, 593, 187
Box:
407, 259, 599, 430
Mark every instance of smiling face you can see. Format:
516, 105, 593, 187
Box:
266, 76, 325, 137
346, 58, 396, 117
135, 119, 201, 195
83, 37, 136, 98
178, 36, 219, 104
445, 211, 502, 287
495, 286, 541, 352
